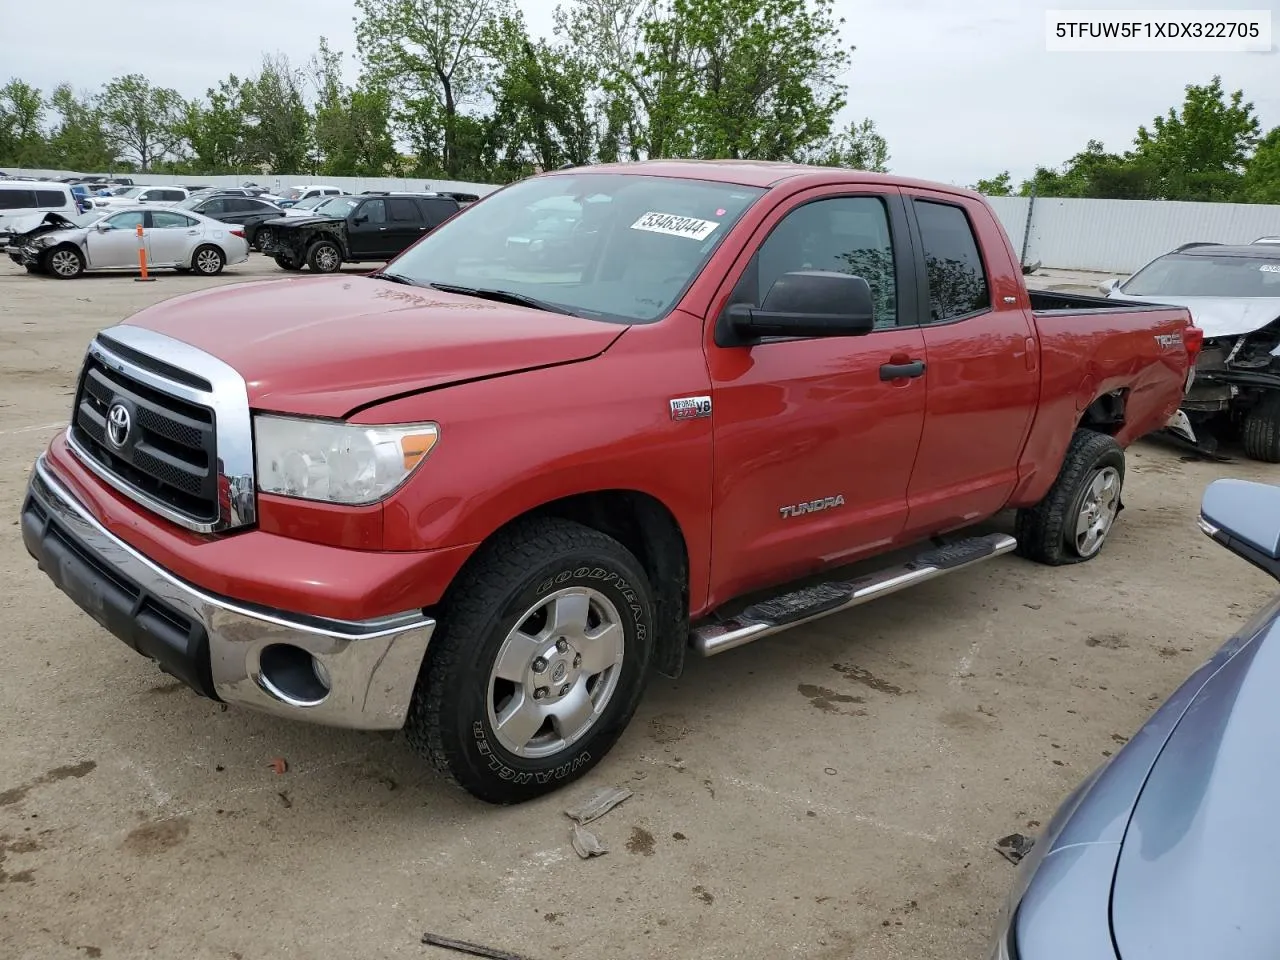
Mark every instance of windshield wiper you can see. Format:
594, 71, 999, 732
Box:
427, 282, 581, 317
369, 271, 421, 286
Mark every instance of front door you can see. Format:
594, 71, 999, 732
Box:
901, 192, 1039, 537
85, 210, 147, 267
706, 189, 928, 604
346, 198, 389, 259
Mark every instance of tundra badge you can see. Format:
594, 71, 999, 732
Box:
779, 495, 846, 519
670, 396, 712, 421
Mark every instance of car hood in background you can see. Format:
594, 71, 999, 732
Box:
1110, 613, 1280, 960
267, 214, 343, 228
1108, 290, 1280, 342
107, 275, 627, 417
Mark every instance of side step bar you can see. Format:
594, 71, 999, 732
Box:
690, 533, 1018, 657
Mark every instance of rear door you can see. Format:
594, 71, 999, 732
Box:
146, 209, 201, 265
385, 197, 426, 253
900, 191, 1039, 537
706, 186, 929, 602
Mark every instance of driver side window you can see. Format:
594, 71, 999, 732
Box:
729, 196, 899, 329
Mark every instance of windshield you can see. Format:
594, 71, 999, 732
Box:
292, 195, 326, 210
115, 187, 143, 199
1122, 253, 1280, 298
71, 210, 108, 228
383, 173, 765, 323
175, 195, 208, 210
313, 196, 360, 215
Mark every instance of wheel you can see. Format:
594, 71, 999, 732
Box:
191, 245, 225, 276
1015, 429, 1125, 565
274, 255, 302, 271
254, 227, 274, 252
43, 245, 84, 279
306, 240, 342, 273
1242, 395, 1280, 462
405, 517, 655, 804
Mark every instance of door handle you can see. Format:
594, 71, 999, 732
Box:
879, 360, 926, 381
379, 226, 387, 231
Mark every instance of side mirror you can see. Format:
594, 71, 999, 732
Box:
1098, 278, 1120, 295
353, 215, 368, 225
96, 222, 111, 232
728, 271, 876, 340
1200, 478, 1280, 579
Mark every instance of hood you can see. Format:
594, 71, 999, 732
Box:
109, 275, 628, 417
1109, 290, 1280, 341
9, 212, 79, 239
1110, 613, 1280, 960
269, 214, 342, 228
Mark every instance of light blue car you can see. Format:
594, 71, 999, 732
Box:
992, 477, 1280, 959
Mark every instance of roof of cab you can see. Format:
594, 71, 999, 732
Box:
540, 159, 984, 199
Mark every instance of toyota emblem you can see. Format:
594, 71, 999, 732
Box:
106, 402, 132, 448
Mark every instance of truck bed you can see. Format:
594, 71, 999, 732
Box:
1029, 289, 1165, 314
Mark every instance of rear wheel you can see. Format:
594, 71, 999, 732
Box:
254, 227, 274, 252
1241, 394, 1280, 462
307, 239, 342, 273
1015, 429, 1125, 565
44, 245, 84, 279
192, 244, 225, 276
273, 254, 302, 271
404, 517, 655, 804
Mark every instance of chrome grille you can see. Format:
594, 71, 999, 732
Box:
65, 326, 258, 534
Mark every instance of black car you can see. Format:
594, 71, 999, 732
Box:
174, 193, 287, 251
259, 192, 461, 272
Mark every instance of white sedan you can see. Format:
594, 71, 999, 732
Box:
7, 206, 250, 278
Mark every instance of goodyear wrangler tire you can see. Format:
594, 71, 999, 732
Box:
404, 517, 655, 804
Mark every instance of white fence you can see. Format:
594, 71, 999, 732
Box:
7, 166, 1280, 273
2, 168, 501, 199
987, 195, 1280, 274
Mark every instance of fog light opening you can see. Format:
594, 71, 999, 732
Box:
257, 644, 331, 707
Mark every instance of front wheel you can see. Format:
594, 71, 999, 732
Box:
1241, 395, 1280, 462
44, 245, 84, 279
1015, 429, 1125, 565
404, 517, 655, 804
306, 239, 342, 273
274, 254, 302, 271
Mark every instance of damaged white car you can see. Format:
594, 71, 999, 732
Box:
1101, 241, 1280, 461
5, 207, 250, 279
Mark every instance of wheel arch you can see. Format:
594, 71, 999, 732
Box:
1079, 388, 1128, 436
441, 489, 691, 680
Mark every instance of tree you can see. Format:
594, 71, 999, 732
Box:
972, 171, 1013, 196
1018, 140, 1157, 200
311, 38, 399, 176
240, 54, 312, 173
637, 0, 853, 160
355, 0, 512, 177
1132, 75, 1260, 200
179, 76, 250, 173
1239, 126, 1280, 204
0, 79, 47, 166
804, 118, 888, 172
45, 84, 116, 171
97, 74, 186, 171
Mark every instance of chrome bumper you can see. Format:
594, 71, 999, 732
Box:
22, 456, 435, 730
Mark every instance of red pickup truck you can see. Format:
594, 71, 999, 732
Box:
21, 161, 1199, 804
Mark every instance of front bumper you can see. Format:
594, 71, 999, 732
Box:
21, 456, 436, 730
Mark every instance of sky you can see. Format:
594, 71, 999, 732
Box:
2, 0, 1277, 186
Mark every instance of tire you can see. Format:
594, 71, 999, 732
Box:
274, 255, 302, 271
191, 244, 225, 276
405, 517, 655, 804
1015, 429, 1125, 566
1242, 395, 1280, 462
43, 245, 84, 279
306, 239, 342, 273
254, 227, 274, 252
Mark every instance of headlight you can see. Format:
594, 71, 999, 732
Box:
253, 414, 439, 505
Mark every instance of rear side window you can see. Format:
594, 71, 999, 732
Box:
150, 211, 198, 228
0, 189, 37, 210
161, 190, 185, 202
419, 198, 458, 226
914, 200, 990, 322
35, 190, 68, 208
388, 198, 419, 222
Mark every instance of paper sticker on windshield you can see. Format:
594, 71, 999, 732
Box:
630, 212, 720, 241
1261, 264, 1280, 273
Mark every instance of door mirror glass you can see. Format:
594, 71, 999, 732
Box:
729, 271, 876, 339
1201, 478, 1280, 579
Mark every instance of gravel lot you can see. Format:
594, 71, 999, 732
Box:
1, 255, 1275, 960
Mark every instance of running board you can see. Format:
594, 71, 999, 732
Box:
690, 533, 1018, 657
